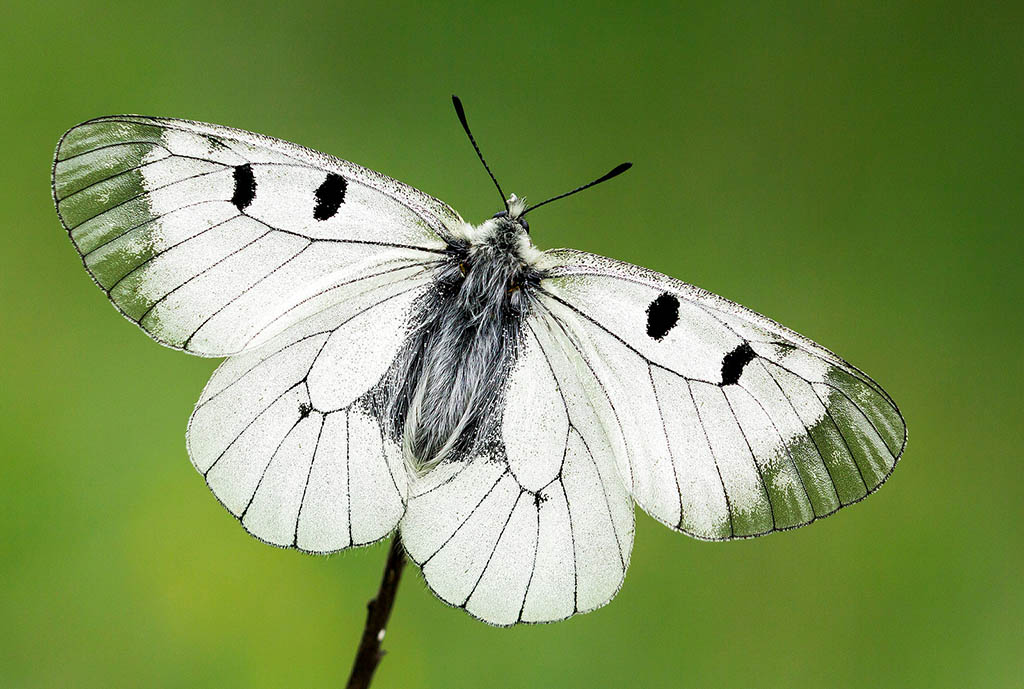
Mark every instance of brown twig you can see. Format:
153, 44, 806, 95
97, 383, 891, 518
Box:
345, 535, 407, 689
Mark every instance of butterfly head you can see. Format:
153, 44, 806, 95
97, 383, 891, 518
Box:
492, 194, 530, 233
459, 201, 541, 271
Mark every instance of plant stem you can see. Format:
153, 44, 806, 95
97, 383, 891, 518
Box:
345, 535, 407, 689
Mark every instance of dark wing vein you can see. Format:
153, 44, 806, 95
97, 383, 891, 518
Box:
647, 366, 685, 527
420, 469, 510, 566
463, 491, 525, 607
720, 387, 777, 530
181, 241, 315, 350
535, 300, 637, 490
684, 379, 736, 537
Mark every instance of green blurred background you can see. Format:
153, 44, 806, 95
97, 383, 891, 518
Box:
2, 1, 1021, 687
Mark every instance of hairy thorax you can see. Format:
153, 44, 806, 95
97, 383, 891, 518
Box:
390, 215, 542, 472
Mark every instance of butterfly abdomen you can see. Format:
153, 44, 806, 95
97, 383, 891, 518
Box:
390, 217, 541, 472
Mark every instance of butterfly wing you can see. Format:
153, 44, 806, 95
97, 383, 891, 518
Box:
400, 309, 634, 625
187, 261, 439, 552
54, 116, 459, 550
533, 249, 906, 540
52, 115, 461, 355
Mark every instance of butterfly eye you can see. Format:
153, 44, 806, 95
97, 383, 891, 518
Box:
519, 217, 530, 233
492, 210, 508, 219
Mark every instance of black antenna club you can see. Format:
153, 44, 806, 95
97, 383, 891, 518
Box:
451, 95, 508, 212
522, 162, 632, 216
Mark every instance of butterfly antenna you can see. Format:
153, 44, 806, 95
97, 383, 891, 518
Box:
522, 162, 632, 216
452, 95, 508, 212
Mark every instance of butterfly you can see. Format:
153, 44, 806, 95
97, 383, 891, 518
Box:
52, 96, 905, 626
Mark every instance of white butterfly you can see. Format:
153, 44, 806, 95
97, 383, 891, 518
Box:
52, 98, 905, 626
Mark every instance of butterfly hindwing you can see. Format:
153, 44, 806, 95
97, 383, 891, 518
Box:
186, 261, 438, 552
535, 249, 905, 540
52, 116, 461, 356
400, 312, 634, 625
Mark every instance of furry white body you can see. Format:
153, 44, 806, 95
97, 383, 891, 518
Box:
398, 209, 542, 471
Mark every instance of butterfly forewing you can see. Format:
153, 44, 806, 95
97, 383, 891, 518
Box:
52, 116, 461, 356
535, 249, 905, 540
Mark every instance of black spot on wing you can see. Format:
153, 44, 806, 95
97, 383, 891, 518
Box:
231, 164, 256, 211
313, 173, 347, 220
721, 342, 756, 386
298, 402, 312, 419
646, 293, 680, 341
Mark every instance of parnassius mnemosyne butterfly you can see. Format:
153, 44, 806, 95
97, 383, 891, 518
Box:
52, 96, 905, 626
